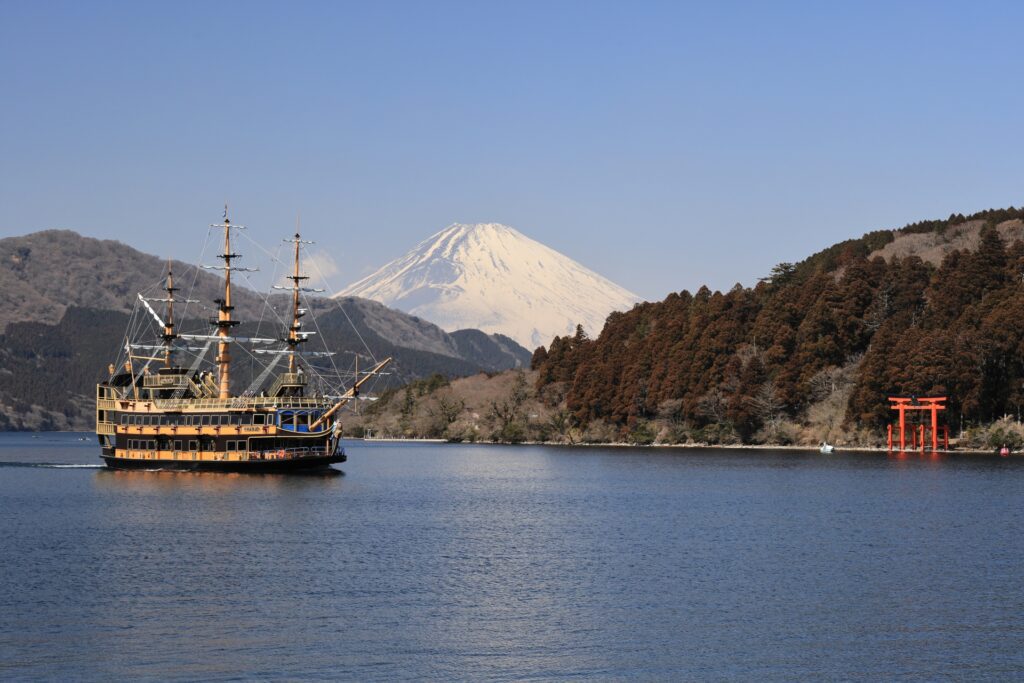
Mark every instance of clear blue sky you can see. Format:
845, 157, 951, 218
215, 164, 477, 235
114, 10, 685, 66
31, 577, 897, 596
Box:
1, 1, 1022, 300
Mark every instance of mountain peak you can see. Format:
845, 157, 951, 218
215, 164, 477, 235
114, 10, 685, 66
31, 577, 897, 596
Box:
338, 222, 641, 349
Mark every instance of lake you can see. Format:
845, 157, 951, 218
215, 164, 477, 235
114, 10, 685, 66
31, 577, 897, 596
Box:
1, 433, 1023, 680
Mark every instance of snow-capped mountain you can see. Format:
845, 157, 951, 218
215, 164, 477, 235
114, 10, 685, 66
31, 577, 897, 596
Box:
337, 223, 641, 350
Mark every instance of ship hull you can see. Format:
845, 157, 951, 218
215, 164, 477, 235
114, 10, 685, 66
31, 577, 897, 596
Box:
100, 452, 345, 473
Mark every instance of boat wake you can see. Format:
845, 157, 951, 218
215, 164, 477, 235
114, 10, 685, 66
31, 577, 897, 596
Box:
0, 462, 104, 469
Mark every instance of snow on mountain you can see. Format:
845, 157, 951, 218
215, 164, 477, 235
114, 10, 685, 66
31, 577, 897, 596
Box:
337, 223, 641, 350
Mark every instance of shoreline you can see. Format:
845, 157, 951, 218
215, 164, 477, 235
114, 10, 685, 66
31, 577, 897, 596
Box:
4, 430, 1011, 456
362, 436, 1008, 456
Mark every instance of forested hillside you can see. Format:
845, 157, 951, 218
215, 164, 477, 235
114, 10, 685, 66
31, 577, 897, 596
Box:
533, 207, 1024, 445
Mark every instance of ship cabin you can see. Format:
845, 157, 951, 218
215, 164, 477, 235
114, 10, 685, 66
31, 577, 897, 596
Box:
96, 365, 339, 465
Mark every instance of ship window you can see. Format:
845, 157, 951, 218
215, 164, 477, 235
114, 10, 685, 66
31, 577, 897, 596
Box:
120, 415, 127, 425
230, 415, 241, 425
174, 440, 182, 451
253, 414, 265, 425
189, 440, 198, 451
201, 416, 211, 426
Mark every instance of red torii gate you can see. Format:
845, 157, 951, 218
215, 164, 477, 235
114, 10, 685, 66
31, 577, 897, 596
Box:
888, 396, 948, 451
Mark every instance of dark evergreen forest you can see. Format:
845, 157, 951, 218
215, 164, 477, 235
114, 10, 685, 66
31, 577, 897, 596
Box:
533, 208, 1024, 443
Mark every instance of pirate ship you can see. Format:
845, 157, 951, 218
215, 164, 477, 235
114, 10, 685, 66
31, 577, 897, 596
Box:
94, 211, 390, 472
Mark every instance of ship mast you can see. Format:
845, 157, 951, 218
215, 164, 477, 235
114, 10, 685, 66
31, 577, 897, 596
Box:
207, 206, 251, 399
285, 230, 312, 373
163, 260, 177, 368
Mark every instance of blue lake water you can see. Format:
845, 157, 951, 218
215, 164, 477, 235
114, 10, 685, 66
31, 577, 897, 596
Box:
1, 432, 1023, 680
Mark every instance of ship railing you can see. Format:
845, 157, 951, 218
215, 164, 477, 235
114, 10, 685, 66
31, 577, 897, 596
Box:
246, 446, 331, 461
95, 396, 334, 412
